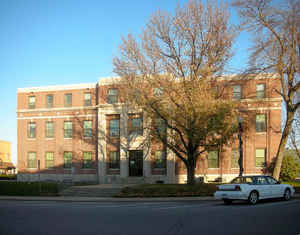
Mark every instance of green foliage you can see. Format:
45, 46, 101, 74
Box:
117, 183, 217, 197
0, 181, 59, 196
266, 152, 300, 181
0, 174, 17, 180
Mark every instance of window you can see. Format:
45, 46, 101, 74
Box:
46, 94, 53, 108
233, 85, 242, 100
256, 114, 266, 132
256, 84, 266, 98
84, 93, 91, 106
255, 149, 266, 167
28, 96, 36, 109
154, 87, 164, 96
64, 152, 72, 168
154, 117, 166, 137
83, 120, 92, 137
109, 151, 120, 169
231, 149, 239, 168
45, 121, 54, 138
154, 151, 166, 168
107, 89, 118, 104
266, 176, 278, 185
45, 152, 54, 169
28, 122, 36, 138
128, 115, 143, 135
109, 119, 120, 137
208, 150, 219, 168
82, 152, 92, 168
28, 152, 37, 168
64, 93, 72, 107
64, 121, 72, 138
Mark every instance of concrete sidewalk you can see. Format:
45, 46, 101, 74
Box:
0, 194, 299, 202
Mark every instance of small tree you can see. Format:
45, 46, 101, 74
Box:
113, 0, 238, 184
233, 0, 300, 179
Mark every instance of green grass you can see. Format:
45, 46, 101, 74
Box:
0, 181, 59, 196
117, 183, 218, 197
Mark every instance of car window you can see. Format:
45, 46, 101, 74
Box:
256, 177, 268, 185
245, 177, 253, 184
230, 177, 253, 184
231, 177, 241, 184
266, 176, 278, 185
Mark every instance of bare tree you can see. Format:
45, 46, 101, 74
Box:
113, 0, 238, 184
233, 0, 300, 179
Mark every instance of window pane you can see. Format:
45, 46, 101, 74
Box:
82, 152, 92, 168
83, 120, 92, 137
28, 96, 35, 109
28, 122, 36, 138
109, 151, 120, 169
154, 118, 166, 137
28, 152, 36, 168
45, 152, 54, 168
256, 84, 265, 98
64, 94, 72, 107
109, 119, 120, 137
256, 114, 266, 132
46, 122, 54, 138
64, 121, 72, 138
233, 85, 242, 100
64, 152, 72, 168
46, 95, 53, 108
130, 117, 143, 135
208, 151, 219, 168
84, 93, 91, 106
107, 89, 118, 104
154, 151, 166, 168
256, 149, 265, 167
231, 149, 239, 168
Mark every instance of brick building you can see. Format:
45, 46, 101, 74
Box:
17, 75, 282, 183
0, 140, 16, 174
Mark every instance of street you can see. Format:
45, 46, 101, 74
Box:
1, 199, 300, 235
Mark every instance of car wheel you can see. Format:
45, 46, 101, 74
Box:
223, 199, 232, 205
283, 189, 291, 201
248, 191, 259, 205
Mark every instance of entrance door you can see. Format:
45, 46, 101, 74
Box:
129, 150, 143, 177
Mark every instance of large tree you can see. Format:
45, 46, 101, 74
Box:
113, 0, 238, 184
233, 0, 300, 179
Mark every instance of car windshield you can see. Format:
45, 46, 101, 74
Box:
231, 177, 253, 184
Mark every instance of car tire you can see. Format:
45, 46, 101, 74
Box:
248, 191, 259, 205
223, 199, 232, 205
283, 188, 291, 201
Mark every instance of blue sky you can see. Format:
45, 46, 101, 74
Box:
0, 0, 250, 165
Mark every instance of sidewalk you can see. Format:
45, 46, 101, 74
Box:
0, 194, 299, 202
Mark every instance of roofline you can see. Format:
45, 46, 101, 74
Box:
17, 83, 97, 93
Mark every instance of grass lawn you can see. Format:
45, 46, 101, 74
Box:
117, 183, 218, 197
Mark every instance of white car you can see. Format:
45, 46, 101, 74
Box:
214, 175, 295, 205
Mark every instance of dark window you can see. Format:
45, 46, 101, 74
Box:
256, 114, 266, 132
45, 152, 54, 168
129, 115, 143, 135
84, 93, 91, 106
233, 85, 242, 100
28, 122, 36, 138
109, 119, 120, 137
28, 152, 37, 168
64, 121, 72, 138
256, 84, 266, 98
82, 152, 92, 168
109, 151, 120, 169
28, 96, 36, 109
255, 149, 266, 167
153, 151, 166, 168
64, 152, 72, 168
46, 95, 53, 108
231, 149, 239, 168
45, 121, 54, 138
208, 150, 219, 168
64, 93, 72, 107
83, 120, 92, 137
154, 117, 166, 137
107, 89, 118, 104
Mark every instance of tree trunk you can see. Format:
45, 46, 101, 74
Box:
186, 161, 196, 185
273, 111, 294, 180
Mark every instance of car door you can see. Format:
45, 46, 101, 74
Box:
266, 176, 281, 198
255, 176, 271, 199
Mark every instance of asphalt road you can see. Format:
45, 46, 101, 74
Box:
1, 199, 300, 235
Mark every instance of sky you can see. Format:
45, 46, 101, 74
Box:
0, 0, 251, 166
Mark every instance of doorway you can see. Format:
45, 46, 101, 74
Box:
129, 150, 143, 177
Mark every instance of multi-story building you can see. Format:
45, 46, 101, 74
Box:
17, 75, 282, 183
0, 140, 16, 174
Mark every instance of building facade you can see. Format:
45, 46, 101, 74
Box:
17, 75, 282, 183
0, 140, 15, 174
